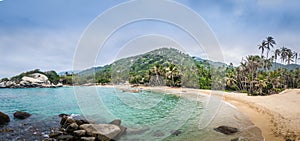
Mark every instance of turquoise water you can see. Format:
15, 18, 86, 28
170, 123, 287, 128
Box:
0, 86, 263, 141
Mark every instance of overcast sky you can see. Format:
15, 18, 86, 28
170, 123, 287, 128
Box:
1, 0, 300, 78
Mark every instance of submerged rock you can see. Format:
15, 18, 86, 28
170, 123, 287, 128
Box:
0, 111, 10, 125
171, 130, 182, 136
56, 134, 74, 141
80, 124, 121, 140
214, 126, 239, 135
13, 111, 31, 119
81, 136, 96, 141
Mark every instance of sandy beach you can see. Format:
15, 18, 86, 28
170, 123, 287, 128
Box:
112, 85, 300, 141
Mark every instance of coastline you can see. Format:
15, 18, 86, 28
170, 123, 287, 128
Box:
108, 85, 299, 141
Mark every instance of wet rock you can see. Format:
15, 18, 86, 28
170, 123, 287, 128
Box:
80, 124, 121, 140
59, 113, 70, 118
73, 130, 86, 137
171, 130, 182, 136
49, 131, 63, 138
214, 126, 239, 135
0, 128, 14, 133
13, 111, 31, 119
116, 125, 127, 139
109, 119, 121, 126
44, 138, 55, 141
66, 123, 78, 133
75, 119, 89, 126
56, 134, 74, 141
81, 137, 96, 141
0, 111, 10, 125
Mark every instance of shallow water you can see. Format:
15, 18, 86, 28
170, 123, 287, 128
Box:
0, 86, 264, 141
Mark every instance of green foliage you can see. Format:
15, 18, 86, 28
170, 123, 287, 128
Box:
44, 70, 60, 84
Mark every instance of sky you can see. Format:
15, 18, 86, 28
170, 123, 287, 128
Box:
0, 0, 300, 78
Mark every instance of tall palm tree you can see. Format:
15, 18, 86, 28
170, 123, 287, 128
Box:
286, 49, 294, 64
280, 47, 288, 64
258, 41, 267, 57
274, 49, 281, 67
293, 51, 298, 64
165, 63, 180, 87
265, 36, 276, 58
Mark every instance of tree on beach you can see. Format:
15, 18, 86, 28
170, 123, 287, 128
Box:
265, 36, 276, 58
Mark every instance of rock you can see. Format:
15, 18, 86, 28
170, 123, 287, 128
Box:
49, 131, 63, 138
214, 126, 239, 135
0, 128, 14, 133
80, 124, 121, 140
81, 137, 96, 141
56, 135, 74, 141
116, 125, 127, 138
61, 116, 75, 128
66, 123, 78, 133
44, 138, 55, 141
0, 111, 10, 125
109, 119, 121, 126
75, 119, 89, 126
59, 113, 70, 118
73, 130, 86, 137
13, 111, 31, 119
171, 130, 182, 136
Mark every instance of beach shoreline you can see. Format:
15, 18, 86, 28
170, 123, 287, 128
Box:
106, 85, 299, 141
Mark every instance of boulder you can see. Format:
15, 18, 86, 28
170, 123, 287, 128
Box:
109, 119, 121, 126
81, 137, 96, 141
0, 111, 10, 125
49, 131, 63, 138
80, 124, 121, 140
73, 130, 86, 137
75, 119, 89, 126
56, 135, 74, 141
214, 126, 239, 135
66, 123, 78, 133
13, 111, 31, 119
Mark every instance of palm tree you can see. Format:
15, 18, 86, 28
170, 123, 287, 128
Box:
293, 51, 298, 64
286, 49, 294, 64
274, 49, 281, 68
280, 47, 288, 64
265, 36, 276, 58
258, 41, 267, 57
165, 63, 180, 87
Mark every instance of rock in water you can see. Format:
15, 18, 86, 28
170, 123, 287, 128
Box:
0, 111, 10, 125
13, 111, 31, 119
109, 119, 121, 126
80, 124, 121, 140
81, 137, 96, 141
214, 126, 239, 135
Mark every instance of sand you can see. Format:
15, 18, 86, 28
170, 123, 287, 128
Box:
100, 85, 300, 140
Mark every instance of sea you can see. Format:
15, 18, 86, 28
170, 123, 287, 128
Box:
0, 86, 264, 141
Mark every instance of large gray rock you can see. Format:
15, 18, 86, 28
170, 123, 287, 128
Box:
109, 119, 121, 126
80, 124, 121, 140
0, 111, 10, 125
13, 111, 31, 119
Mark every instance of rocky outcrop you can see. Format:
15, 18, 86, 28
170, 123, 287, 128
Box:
214, 126, 239, 135
45, 115, 128, 141
0, 111, 10, 125
80, 124, 121, 140
0, 73, 63, 88
13, 111, 31, 119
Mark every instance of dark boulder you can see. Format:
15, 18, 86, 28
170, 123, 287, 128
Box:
58, 113, 70, 118
0, 111, 10, 125
13, 111, 31, 119
75, 119, 89, 126
214, 126, 239, 135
